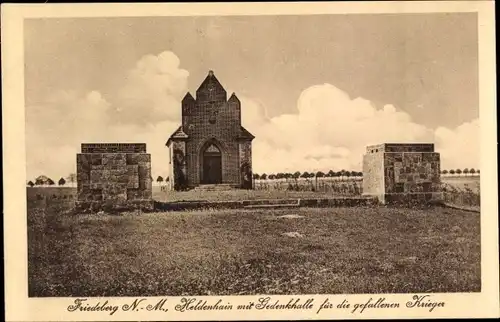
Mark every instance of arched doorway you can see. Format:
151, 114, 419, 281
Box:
201, 143, 222, 184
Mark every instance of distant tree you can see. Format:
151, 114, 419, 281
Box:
477, 169, 480, 174
345, 171, 352, 180
35, 175, 49, 186
469, 168, 476, 175
66, 173, 77, 187
268, 174, 276, 180
442, 169, 448, 175
261, 173, 267, 180
463, 168, 469, 176
47, 178, 55, 186
27, 181, 35, 187
456, 169, 462, 176
327, 170, 335, 178
58, 177, 66, 186
301, 171, 310, 179
357, 171, 363, 177
253, 173, 260, 180
157, 176, 164, 186
166, 176, 170, 182
449, 169, 456, 175
350, 170, 357, 177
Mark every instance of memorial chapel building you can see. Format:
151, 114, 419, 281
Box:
166, 70, 255, 191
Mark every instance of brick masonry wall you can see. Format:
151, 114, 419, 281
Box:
366, 143, 434, 153
76, 152, 152, 211
181, 74, 242, 187
384, 144, 434, 153
239, 141, 253, 189
169, 140, 187, 190
81, 143, 146, 153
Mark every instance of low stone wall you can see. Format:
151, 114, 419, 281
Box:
382, 192, 443, 206
76, 200, 154, 213
153, 196, 378, 212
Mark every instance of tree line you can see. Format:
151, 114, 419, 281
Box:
26, 174, 77, 187
254, 168, 481, 180
253, 170, 363, 180
441, 168, 480, 176
27, 168, 480, 187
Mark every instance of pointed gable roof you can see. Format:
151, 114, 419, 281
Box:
228, 92, 240, 103
182, 92, 195, 102
196, 70, 226, 94
166, 126, 189, 146
237, 126, 255, 141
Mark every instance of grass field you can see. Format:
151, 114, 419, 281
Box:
441, 175, 480, 192
440, 176, 480, 210
27, 186, 76, 200
28, 203, 481, 297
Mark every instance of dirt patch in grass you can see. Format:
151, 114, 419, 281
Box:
282, 231, 305, 238
278, 214, 305, 219
28, 206, 481, 296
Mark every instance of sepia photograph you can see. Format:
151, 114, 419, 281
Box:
3, 1, 498, 321
24, 11, 483, 297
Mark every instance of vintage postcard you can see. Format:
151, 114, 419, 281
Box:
2, 1, 499, 321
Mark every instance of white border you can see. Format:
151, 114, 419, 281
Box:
2, 2, 498, 321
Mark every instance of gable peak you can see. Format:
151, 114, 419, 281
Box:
183, 92, 195, 101
196, 70, 226, 94
228, 92, 240, 102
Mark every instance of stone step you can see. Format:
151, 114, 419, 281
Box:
193, 184, 238, 191
242, 199, 299, 206
243, 203, 300, 209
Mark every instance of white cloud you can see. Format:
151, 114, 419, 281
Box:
113, 51, 189, 125
249, 84, 434, 174
26, 90, 112, 181
435, 118, 480, 170
26, 51, 187, 181
246, 84, 479, 174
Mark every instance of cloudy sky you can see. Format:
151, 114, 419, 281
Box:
25, 13, 479, 180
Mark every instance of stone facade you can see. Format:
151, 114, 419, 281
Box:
76, 143, 153, 212
362, 143, 442, 204
166, 70, 255, 190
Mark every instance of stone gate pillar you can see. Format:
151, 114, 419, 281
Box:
76, 143, 153, 212
362, 143, 442, 204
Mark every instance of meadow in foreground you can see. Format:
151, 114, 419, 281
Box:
28, 204, 480, 297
